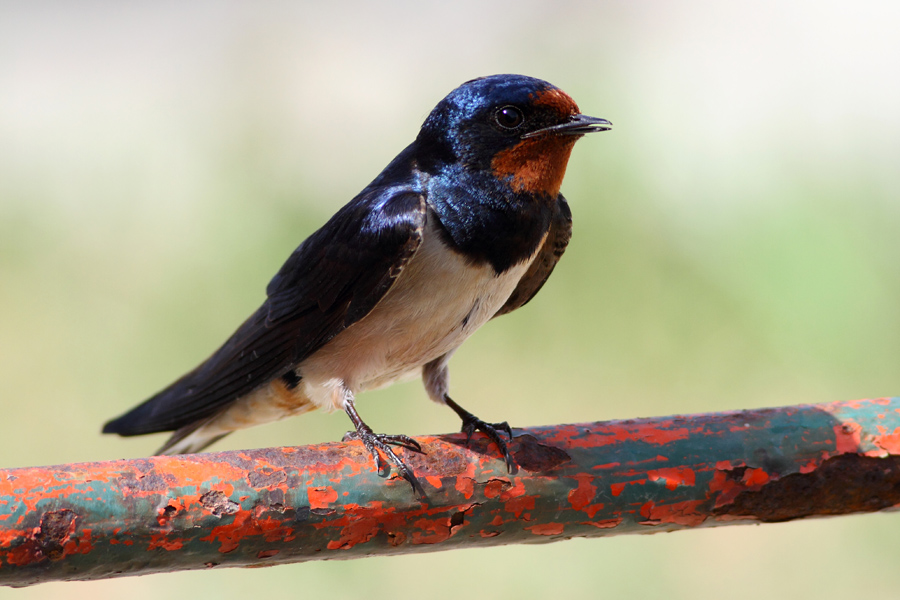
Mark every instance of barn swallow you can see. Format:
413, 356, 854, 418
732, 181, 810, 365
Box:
103, 74, 611, 498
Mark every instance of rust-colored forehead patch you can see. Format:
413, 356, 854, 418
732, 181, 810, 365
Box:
532, 87, 580, 117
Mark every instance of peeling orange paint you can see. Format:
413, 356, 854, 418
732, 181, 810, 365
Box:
611, 422, 691, 445
411, 517, 453, 544
592, 462, 621, 470
455, 478, 475, 500
874, 427, 900, 454
504, 495, 536, 519
5, 545, 38, 567
583, 518, 622, 529
308, 486, 338, 509
799, 460, 819, 474
640, 500, 706, 526
483, 479, 508, 499
648, 467, 696, 490
323, 504, 396, 550
148, 534, 184, 551
568, 474, 597, 511
742, 468, 770, 486
582, 503, 605, 519
708, 469, 744, 507
201, 505, 294, 554
834, 422, 862, 454
498, 479, 526, 501
527, 522, 564, 536
327, 520, 380, 551
555, 421, 691, 449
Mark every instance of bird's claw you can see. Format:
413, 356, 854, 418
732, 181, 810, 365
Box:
343, 397, 426, 499
459, 415, 515, 473
343, 429, 426, 499
443, 395, 516, 472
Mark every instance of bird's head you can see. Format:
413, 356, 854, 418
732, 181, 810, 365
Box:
416, 74, 611, 197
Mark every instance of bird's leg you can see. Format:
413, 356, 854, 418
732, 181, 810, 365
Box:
443, 394, 515, 472
342, 395, 426, 499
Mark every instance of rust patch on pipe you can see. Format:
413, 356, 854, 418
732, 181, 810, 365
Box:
200, 491, 241, 517
36, 510, 78, 560
247, 468, 287, 489
117, 471, 173, 494
403, 440, 469, 476
713, 454, 900, 522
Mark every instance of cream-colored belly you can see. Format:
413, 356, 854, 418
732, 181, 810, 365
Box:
178, 218, 545, 446
297, 219, 540, 411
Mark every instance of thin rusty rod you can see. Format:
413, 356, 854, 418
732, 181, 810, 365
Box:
2, 397, 900, 587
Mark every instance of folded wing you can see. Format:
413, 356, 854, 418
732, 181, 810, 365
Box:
103, 188, 427, 436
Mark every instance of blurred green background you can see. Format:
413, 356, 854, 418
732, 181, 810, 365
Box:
3, 1, 900, 598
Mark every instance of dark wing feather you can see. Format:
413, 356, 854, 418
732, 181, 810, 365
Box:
103, 188, 427, 436
494, 195, 572, 317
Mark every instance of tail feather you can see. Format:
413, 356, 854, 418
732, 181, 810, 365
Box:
104, 356, 319, 455
156, 421, 231, 455
101, 369, 204, 437
139, 378, 319, 455
102, 305, 299, 438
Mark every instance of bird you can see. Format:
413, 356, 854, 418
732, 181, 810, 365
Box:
103, 74, 611, 498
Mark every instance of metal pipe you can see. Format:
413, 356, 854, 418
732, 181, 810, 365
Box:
2, 397, 899, 587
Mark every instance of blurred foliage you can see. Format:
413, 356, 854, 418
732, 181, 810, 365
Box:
2, 1, 900, 599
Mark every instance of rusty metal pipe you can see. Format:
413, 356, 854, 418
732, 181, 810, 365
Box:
2, 397, 900, 587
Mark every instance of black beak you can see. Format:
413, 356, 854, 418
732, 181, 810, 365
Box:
522, 114, 613, 138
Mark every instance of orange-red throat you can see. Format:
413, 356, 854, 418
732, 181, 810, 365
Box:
491, 135, 578, 197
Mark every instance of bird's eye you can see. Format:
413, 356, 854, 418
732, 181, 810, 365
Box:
494, 106, 525, 130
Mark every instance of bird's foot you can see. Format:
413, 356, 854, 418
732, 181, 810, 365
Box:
444, 395, 515, 472
343, 399, 426, 499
